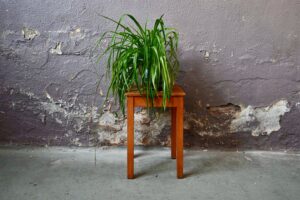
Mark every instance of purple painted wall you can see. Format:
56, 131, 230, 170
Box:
0, 0, 299, 149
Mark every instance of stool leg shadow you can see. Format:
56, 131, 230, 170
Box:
183, 154, 243, 178
134, 159, 174, 178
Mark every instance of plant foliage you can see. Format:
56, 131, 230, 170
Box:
97, 14, 179, 114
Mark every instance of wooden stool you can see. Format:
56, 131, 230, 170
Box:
126, 85, 185, 179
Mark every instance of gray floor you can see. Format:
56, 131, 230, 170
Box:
0, 147, 299, 200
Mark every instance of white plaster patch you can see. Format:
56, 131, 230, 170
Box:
22, 27, 39, 40
230, 100, 290, 136
97, 110, 170, 145
50, 42, 62, 55
19, 88, 99, 128
55, 118, 63, 124
204, 51, 210, 58
295, 102, 300, 109
71, 138, 82, 146
41, 100, 98, 124
98, 112, 122, 131
69, 28, 85, 39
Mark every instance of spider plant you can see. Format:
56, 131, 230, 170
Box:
97, 14, 179, 114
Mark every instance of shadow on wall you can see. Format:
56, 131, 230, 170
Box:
178, 49, 240, 147
177, 49, 295, 150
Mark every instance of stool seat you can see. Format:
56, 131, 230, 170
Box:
125, 84, 185, 179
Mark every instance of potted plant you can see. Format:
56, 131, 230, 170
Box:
97, 14, 179, 114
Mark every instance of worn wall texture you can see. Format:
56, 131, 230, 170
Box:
0, 0, 299, 150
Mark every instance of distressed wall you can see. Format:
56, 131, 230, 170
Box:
0, 0, 299, 150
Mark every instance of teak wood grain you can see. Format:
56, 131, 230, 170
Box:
126, 84, 185, 179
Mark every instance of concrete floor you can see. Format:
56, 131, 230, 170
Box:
0, 147, 299, 200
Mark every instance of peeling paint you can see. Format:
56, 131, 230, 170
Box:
98, 112, 122, 131
96, 110, 170, 146
184, 103, 241, 137
2, 87, 99, 136
40, 99, 99, 129
22, 27, 39, 40
55, 118, 63, 124
204, 51, 210, 59
231, 100, 290, 136
50, 42, 62, 55
71, 138, 82, 146
69, 28, 85, 39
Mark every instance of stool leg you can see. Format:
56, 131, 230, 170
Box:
171, 108, 177, 159
127, 97, 134, 179
176, 98, 184, 178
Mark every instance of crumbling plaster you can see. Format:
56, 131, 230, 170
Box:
0, 0, 299, 149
